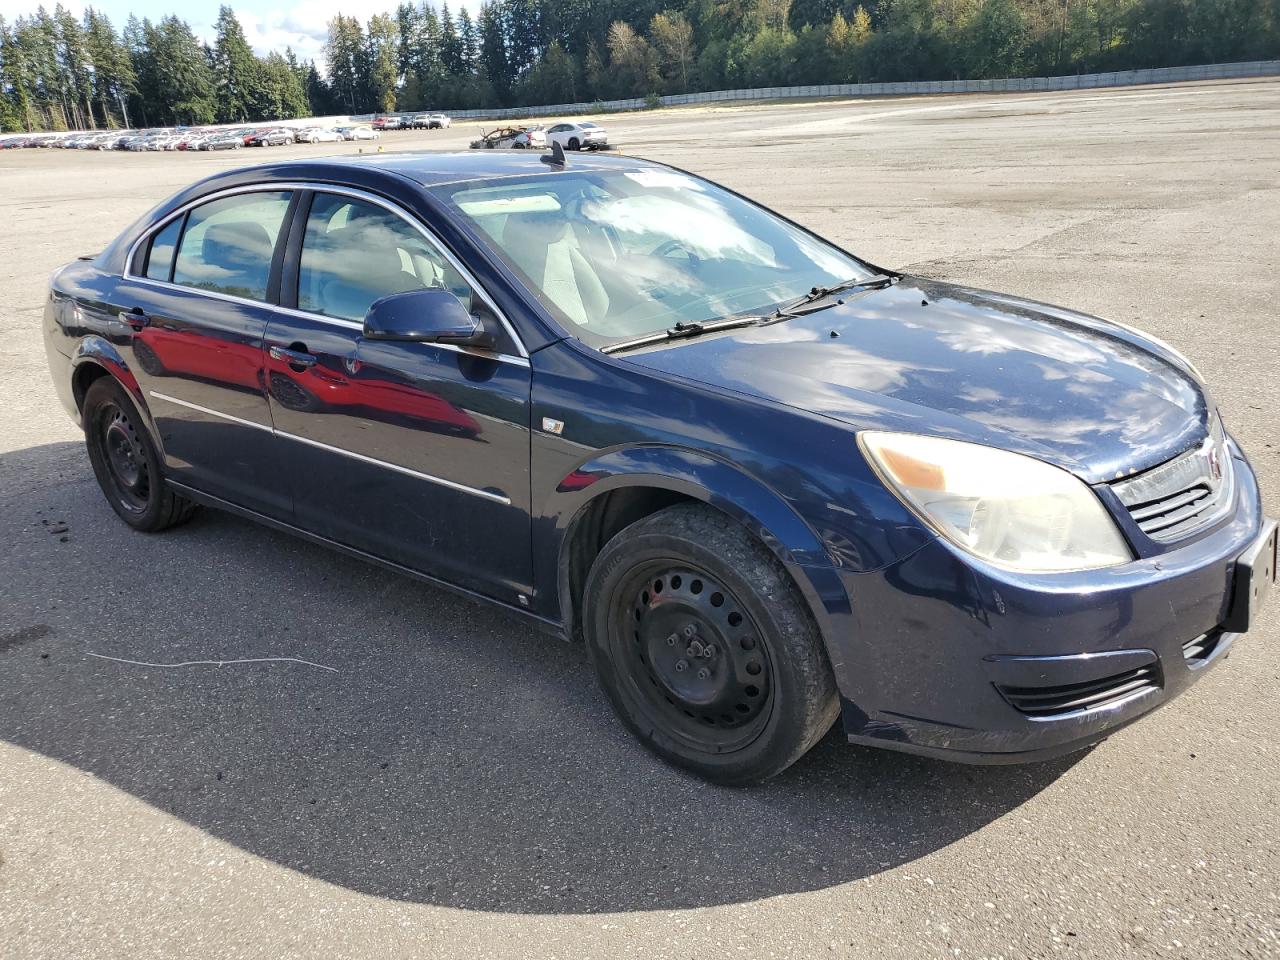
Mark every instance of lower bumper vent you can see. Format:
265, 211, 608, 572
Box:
998, 665, 1160, 718
1182, 629, 1225, 663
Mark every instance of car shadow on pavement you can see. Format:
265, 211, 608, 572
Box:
0, 441, 1081, 913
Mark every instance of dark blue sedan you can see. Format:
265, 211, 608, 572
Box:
43, 151, 1276, 782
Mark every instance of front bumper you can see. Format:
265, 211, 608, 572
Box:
836, 445, 1271, 763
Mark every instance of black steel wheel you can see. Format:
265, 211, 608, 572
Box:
584, 503, 839, 783
82, 377, 198, 532
619, 563, 775, 752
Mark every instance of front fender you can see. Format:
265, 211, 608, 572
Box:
540, 444, 853, 680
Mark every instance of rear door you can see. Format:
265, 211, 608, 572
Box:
263, 188, 534, 602
116, 188, 295, 517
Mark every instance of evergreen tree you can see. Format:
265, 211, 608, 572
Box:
83, 9, 135, 128
212, 5, 258, 122
458, 8, 480, 71
368, 13, 400, 111
440, 4, 464, 75
325, 14, 368, 113
479, 2, 514, 103
55, 4, 94, 128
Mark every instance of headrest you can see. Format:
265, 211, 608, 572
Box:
502, 212, 571, 251
202, 221, 274, 267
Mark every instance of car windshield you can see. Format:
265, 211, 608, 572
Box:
436, 167, 870, 348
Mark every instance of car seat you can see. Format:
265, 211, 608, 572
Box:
501, 212, 608, 327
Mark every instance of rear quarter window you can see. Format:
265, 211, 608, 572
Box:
144, 216, 183, 282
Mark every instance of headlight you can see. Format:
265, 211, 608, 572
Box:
859, 432, 1133, 573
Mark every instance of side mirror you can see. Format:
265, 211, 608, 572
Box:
362, 288, 490, 346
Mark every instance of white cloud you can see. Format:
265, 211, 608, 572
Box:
234, 2, 350, 63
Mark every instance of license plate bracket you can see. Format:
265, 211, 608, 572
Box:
1223, 519, 1278, 633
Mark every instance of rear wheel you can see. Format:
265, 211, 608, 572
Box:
567, 137, 581, 151
83, 377, 198, 533
584, 503, 839, 784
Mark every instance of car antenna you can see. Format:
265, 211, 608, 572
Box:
541, 140, 567, 168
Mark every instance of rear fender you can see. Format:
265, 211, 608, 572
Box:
69, 337, 161, 450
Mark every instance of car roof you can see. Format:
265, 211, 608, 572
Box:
269, 150, 661, 187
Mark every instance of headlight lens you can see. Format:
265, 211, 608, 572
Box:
860, 432, 1133, 573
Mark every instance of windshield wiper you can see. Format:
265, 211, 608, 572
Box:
600, 274, 899, 354
762, 273, 899, 324
600, 314, 768, 355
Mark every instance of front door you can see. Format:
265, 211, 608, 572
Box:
116, 189, 295, 518
263, 190, 533, 602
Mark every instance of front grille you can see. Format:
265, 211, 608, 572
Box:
1111, 419, 1233, 543
1182, 629, 1224, 663
997, 664, 1160, 718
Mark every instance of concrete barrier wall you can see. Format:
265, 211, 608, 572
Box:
441, 59, 1279, 122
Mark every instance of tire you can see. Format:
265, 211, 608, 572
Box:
583, 503, 839, 784
82, 377, 199, 533
567, 137, 581, 151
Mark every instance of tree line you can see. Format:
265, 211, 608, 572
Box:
2, 0, 1277, 132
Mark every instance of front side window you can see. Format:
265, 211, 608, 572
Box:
171, 191, 290, 301
436, 168, 868, 346
297, 193, 473, 323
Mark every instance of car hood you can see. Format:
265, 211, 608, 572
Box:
621, 277, 1209, 484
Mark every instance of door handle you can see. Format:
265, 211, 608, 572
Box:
119, 308, 148, 331
269, 344, 317, 369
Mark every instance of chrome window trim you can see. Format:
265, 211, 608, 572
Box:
148, 391, 512, 505
123, 180, 530, 361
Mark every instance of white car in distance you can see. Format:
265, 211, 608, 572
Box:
301, 127, 345, 143
542, 120, 608, 151
336, 125, 380, 141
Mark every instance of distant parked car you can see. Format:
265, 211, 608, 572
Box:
543, 120, 608, 151
372, 116, 402, 131
335, 125, 379, 141
300, 127, 344, 144
205, 132, 244, 151
176, 131, 212, 151
428, 113, 451, 129
469, 125, 546, 150
249, 128, 294, 147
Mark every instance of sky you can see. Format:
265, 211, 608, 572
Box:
0, 0, 473, 64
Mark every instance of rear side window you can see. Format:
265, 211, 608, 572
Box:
144, 217, 183, 281
296, 193, 473, 322
171, 191, 291, 302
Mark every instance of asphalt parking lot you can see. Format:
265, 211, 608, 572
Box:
1, 78, 1278, 959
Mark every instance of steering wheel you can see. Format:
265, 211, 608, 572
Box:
652, 239, 701, 264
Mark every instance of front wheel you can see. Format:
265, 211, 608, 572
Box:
584, 503, 839, 784
83, 377, 199, 532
